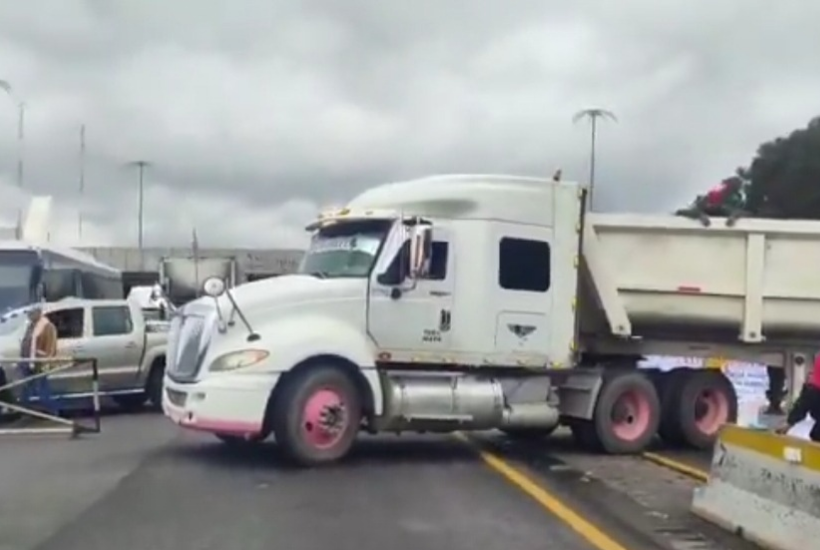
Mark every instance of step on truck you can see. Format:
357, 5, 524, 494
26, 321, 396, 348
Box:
162, 174, 818, 466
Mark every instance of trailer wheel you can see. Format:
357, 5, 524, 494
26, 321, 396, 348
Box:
589, 371, 661, 454
271, 365, 362, 467
661, 370, 736, 450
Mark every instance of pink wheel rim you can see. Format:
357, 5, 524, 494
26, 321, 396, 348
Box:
302, 388, 347, 450
611, 389, 652, 442
694, 389, 730, 435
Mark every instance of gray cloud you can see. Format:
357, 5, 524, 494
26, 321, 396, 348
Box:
0, 0, 818, 248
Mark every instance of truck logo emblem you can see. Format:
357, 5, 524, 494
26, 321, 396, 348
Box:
508, 324, 535, 338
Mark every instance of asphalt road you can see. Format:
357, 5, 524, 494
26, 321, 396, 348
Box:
1, 414, 603, 550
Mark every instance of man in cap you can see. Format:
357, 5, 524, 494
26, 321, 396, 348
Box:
17, 305, 59, 415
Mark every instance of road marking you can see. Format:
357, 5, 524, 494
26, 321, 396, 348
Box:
457, 435, 631, 550
641, 452, 709, 482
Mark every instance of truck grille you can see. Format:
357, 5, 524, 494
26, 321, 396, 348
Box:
167, 314, 210, 382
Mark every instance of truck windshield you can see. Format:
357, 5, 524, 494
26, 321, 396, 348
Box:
299, 219, 392, 278
0, 250, 39, 314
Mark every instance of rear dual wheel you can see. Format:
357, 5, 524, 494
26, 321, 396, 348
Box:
571, 370, 661, 454
658, 369, 736, 449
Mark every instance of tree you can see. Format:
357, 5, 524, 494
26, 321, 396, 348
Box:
678, 116, 820, 220
743, 117, 820, 218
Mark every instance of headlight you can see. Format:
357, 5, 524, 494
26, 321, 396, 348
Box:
209, 349, 270, 372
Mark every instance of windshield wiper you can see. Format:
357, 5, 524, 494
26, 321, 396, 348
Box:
308, 271, 330, 279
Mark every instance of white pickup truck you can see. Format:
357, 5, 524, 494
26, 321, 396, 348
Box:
0, 298, 168, 410
163, 174, 819, 466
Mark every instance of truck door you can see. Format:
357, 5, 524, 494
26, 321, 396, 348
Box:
84, 304, 143, 390
43, 306, 88, 396
491, 222, 553, 362
368, 226, 455, 357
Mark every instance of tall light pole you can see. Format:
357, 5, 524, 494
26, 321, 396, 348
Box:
1, 79, 27, 235
573, 108, 617, 210
77, 124, 86, 242
124, 160, 152, 249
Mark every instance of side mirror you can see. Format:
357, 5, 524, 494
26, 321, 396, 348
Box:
408, 224, 433, 280
202, 277, 227, 298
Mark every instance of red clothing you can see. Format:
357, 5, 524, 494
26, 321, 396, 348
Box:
705, 184, 727, 207
811, 355, 820, 389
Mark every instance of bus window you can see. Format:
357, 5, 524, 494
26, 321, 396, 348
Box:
0, 249, 40, 313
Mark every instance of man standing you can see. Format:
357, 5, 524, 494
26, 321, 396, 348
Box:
775, 354, 820, 441
18, 306, 59, 415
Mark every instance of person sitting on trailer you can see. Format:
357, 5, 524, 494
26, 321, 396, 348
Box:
675, 177, 746, 227
775, 354, 820, 441
17, 306, 59, 416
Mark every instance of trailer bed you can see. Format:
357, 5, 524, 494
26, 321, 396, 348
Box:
580, 213, 820, 344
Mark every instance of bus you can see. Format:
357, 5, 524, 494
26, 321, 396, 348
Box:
0, 241, 123, 313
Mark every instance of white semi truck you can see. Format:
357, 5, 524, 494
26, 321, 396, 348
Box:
162, 175, 818, 466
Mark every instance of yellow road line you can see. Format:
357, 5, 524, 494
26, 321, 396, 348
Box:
641, 452, 709, 482
457, 435, 632, 550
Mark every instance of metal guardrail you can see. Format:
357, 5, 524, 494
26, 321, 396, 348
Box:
0, 357, 101, 437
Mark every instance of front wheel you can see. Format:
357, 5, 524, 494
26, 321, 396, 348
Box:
271, 365, 362, 467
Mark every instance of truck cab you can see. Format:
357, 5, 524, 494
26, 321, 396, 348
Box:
162, 175, 586, 461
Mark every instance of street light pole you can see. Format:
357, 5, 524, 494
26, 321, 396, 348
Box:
1, 80, 27, 236
572, 108, 617, 211
124, 160, 152, 249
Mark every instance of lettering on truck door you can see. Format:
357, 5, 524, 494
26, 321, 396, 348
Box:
368, 225, 455, 357
87, 305, 143, 390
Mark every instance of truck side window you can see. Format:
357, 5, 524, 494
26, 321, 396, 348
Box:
427, 242, 449, 280
383, 240, 449, 281
498, 237, 550, 292
92, 306, 133, 336
47, 308, 85, 339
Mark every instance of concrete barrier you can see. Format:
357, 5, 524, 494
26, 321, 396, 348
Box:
691, 423, 820, 550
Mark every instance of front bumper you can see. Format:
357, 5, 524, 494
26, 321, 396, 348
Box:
162, 373, 280, 437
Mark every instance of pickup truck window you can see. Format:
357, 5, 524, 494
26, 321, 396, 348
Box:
92, 306, 133, 336
498, 237, 550, 292
48, 307, 85, 339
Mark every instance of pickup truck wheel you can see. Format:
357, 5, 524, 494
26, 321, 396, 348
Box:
271, 365, 361, 467
145, 363, 165, 411
590, 371, 661, 454
662, 370, 736, 450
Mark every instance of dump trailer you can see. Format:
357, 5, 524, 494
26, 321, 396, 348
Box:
162, 174, 819, 466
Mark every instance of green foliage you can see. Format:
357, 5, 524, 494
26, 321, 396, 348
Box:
679, 117, 820, 220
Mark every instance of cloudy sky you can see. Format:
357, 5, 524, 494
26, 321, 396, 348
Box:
0, 1, 817, 250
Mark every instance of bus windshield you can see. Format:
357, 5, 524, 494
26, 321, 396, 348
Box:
0, 250, 39, 313
299, 219, 393, 279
